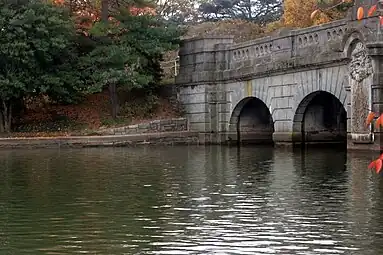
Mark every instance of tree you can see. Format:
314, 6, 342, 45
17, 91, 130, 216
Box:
0, 0, 96, 132
85, 8, 184, 118
73, 0, 160, 118
198, 0, 282, 24
156, 0, 200, 23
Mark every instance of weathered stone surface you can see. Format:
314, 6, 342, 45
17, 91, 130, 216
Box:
174, 14, 383, 150
97, 118, 188, 136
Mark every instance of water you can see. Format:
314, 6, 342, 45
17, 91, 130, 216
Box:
0, 146, 382, 254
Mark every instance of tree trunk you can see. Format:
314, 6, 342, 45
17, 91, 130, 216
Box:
100, 0, 119, 119
109, 83, 119, 119
101, 0, 108, 22
0, 100, 12, 133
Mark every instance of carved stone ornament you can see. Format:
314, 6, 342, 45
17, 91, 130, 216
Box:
349, 42, 373, 82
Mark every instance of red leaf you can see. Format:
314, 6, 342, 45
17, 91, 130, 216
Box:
379, 153, 383, 160
380, 16, 383, 26
368, 5, 377, 17
368, 160, 376, 169
366, 112, 375, 127
376, 159, 383, 173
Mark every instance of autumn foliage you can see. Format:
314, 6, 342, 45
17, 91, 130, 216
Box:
369, 155, 383, 174
284, 0, 347, 28
50, 0, 156, 34
362, 111, 383, 174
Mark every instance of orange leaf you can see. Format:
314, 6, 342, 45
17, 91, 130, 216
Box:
379, 114, 383, 128
368, 160, 376, 169
311, 10, 320, 20
376, 159, 383, 173
375, 115, 382, 128
368, 5, 377, 17
357, 7, 364, 20
366, 112, 375, 126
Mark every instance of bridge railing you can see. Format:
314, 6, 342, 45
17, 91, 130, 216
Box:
175, 19, 357, 84
226, 19, 348, 71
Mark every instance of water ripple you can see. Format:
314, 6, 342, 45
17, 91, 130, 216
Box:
0, 147, 381, 254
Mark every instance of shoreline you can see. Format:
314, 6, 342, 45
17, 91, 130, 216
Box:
0, 131, 379, 152
0, 131, 201, 148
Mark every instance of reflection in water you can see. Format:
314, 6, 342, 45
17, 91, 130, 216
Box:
0, 147, 382, 254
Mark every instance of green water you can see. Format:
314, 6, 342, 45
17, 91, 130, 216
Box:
0, 146, 381, 254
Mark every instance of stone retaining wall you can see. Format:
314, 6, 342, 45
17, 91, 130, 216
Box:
0, 131, 200, 149
98, 118, 188, 135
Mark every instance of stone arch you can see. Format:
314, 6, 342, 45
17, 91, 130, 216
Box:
291, 67, 349, 121
341, 29, 366, 58
292, 91, 347, 144
228, 96, 274, 144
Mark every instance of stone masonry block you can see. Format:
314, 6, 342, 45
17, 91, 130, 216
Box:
138, 123, 150, 129
282, 85, 291, 96
179, 85, 206, 95
162, 124, 177, 132
188, 113, 209, 124
159, 119, 172, 125
184, 103, 208, 114
189, 122, 207, 132
278, 98, 290, 108
273, 109, 286, 121
114, 127, 125, 133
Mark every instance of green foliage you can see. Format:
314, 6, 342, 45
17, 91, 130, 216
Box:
85, 9, 185, 93
100, 116, 130, 127
198, 0, 282, 23
0, 0, 185, 131
0, 0, 95, 103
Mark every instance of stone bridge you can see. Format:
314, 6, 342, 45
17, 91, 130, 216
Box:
174, 2, 383, 150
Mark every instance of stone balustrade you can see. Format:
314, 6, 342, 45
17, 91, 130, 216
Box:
176, 20, 354, 85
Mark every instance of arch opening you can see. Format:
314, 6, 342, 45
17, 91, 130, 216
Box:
293, 91, 347, 145
229, 97, 274, 145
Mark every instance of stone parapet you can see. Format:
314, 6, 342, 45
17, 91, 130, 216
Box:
176, 18, 382, 85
